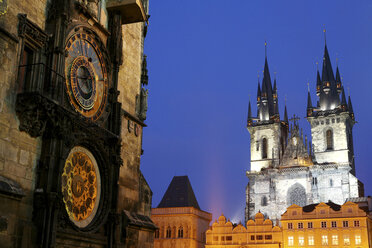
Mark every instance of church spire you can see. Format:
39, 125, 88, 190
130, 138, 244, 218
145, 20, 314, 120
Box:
340, 86, 347, 111
348, 95, 354, 120
335, 66, 342, 94
284, 104, 288, 123
247, 101, 252, 126
316, 69, 321, 96
307, 89, 313, 117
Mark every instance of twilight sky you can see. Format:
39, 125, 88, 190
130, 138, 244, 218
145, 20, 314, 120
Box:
140, 0, 372, 223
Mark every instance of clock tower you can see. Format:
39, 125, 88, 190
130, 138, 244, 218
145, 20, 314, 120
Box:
0, 0, 155, 247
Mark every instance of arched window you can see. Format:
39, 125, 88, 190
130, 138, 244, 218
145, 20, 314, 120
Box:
326, 129, 333, 150
166, 226, 171, 238
287, 183, 306, 207
178, 226, 183, 238
261, 196, 268, 206
262, 138, 268, 159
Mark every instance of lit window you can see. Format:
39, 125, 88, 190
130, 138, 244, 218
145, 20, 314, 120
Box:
288, 236, 294, 246
250, 235, 255, 240
331, 221, 337, 228
298, 236, 304, 246
166, 226, 171, 238
332, 235, 338, 245
226, 236, 232, 241
178, 226, 183, 238
321, 221, 327, 228
354, 220, 360, 227
298, 222, 303, 229
322, 235, 328, 245
265, 235, 272, 240
344, 235, 350, 245
308, 222, 313, 229
288, 223, 293, 229
308, 235, 314, 246
257, 235, 263, 240
355, 235, 361, 245
343, 221, 349, 227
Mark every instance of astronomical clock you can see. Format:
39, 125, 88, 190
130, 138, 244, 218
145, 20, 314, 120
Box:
11, 0, 154, 247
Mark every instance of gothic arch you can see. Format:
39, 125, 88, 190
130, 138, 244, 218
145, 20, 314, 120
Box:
287, 183, 306, 207
325, 128, 334, 150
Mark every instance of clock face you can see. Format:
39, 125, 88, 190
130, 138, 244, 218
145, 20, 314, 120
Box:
61, 146, 101, 228
65, 31, 108, 121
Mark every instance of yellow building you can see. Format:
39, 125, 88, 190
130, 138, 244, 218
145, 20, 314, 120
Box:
205, 212, 282, 247
152, 176, 212, 248
281, 201, 372, 247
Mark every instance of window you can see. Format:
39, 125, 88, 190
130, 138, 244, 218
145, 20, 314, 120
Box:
312, 177, 318, 186
332, 235, 338, 245
355, 235, 361, 245
321, 221, 327, 228
18, 46, 34, 92
178, 226, 183, 238
256, 141, 259, 151
330, 179, 333, 187
326, 129, 333, 150
298, 236, 304, 246
308, 222, 313, 229
257, 235, 263, 240
343, 221, 349, 227
288, 223, 293, 229
226, 236, 232, 241
308, 235, 314, 246
354, 220, 360, 227
292, 211, 297, 216
155, 229, 159, 239
250, 235, 255, 241
288, 236, 294, 246
262, 138, 268, 159
298, 222, 303, 229
166, 227, 171, 238
265, 235, 272, 240
221, 236, 225, 241
331, 221, 337, 228
320, 209, 326, 214
322, 235, 328, 245
261, 196, 268, 206
344, 235, 350, 245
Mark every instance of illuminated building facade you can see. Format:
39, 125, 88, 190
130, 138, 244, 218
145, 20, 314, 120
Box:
152, 176, 212, 248
245, 42, 363, 223
0, 0, 155, 247
281, 201, 372, 247
205, 212, 282, 248
206, 201, 371, 248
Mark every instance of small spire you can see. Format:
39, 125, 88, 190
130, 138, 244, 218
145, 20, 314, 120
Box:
341, 86, 347, 110
265, 40, 267, 58
323, 25, 327, 45
284, 104, 288, 123
307, 91, 313, 109
307, 82, 310, 92
247, 101, 252, 123
257, 80, 261, 101
348, 95, 354, 114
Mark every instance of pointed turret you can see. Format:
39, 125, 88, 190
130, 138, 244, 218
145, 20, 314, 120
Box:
257, 80, 261, 102
340, 87, 347, 111
316, 70, 321, 96
247, 101, 253, 126
318, 43, 340, 111
321, 44, 335, 83
307, 91, 313, 117
284, 105, 288, 123
348, 95, 354, 120
335, 66, 342, 93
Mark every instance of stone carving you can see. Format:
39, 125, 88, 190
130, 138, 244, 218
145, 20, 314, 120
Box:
18, 14, 48, 48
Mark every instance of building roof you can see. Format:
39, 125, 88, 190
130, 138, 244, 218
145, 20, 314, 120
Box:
302, 201, 341, 213
157, 176, 200, 209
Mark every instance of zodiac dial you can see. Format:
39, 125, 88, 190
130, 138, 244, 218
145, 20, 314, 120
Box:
65, 31, 108, 121
61, 146, 101, 228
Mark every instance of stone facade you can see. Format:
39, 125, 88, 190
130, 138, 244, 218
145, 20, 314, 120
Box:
0, 0, 155, 247
245, 44, 363, 224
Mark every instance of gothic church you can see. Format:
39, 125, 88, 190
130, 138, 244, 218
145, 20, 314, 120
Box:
245, 42, 364, 224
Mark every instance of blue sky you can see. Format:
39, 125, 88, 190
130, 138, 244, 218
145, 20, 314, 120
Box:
140, 0, 372, 223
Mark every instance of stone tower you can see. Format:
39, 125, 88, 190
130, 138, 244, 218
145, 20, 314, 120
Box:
307, 44, 356, 174
0, 0, 156, 247
245, 42, 363, 224
247, 55, 288, 172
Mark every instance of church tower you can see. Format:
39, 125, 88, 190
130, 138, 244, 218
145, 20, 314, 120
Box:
306, 43, 356, 174
247, 54, 288, 172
